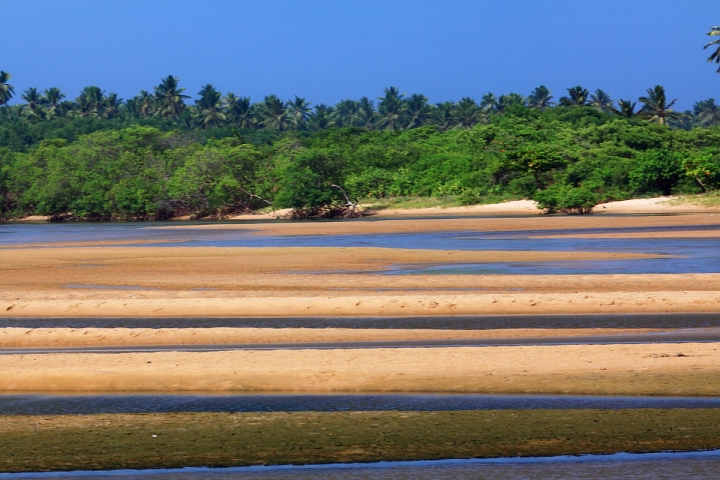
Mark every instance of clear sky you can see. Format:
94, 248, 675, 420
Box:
3, 0, 719, 110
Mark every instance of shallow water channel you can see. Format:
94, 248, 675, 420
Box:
3, 220, 720, 274
1, 393, 720, 415
4, 452, 720, 479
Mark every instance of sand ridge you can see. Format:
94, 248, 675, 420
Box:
1, 343, 719, 395
152, 212, 720, 236
0, 327, 681, 348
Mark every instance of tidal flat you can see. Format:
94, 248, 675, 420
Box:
2, 409, 720, 473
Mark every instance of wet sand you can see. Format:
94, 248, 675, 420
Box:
0, 327, 680, 348
155, 212, 720, 236
1, 343, 718, 395
5, 245, 715, 317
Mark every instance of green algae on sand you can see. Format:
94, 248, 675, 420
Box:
2, 409, 720, 473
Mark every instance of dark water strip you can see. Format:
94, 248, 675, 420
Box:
2, 393, 720, 415
3, 313, 720, 330
3, 450, 720, 479
2, 330, 720, 355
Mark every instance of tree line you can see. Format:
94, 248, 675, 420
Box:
0, 27, 719, 220
1, 105, 719, 222
1, 71, 719, 138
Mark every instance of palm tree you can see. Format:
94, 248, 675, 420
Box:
480, 93, 498, 113
258, 95, 290, 131
527, 86, 554, 111
21, 87, 44, 118
404, 93, 431, 129
357, 97, 377, 130
308, 104, 335, 130
103, 93, 123, 119
194, 84, 226, 129
376, 87, 405, 131
288, 96, 312, 129
225, 93, 254, 128
704, 26, 720, 72
75, 86, 105, 117
432, 102, 455, 131
42, 87, 65, 118
694, 98, 720, 126
451, 97, 485, 128
333, 99, 363, 127
496, 93, 526, 113
613, 99, 636, 118
589, 89, 613, 113
638, 85, 682, 125
0, 71, 14, 106
154, 75, 189, 119
0, 70, 15, 105
559, 86, 589, 106
135, 90, 155, 118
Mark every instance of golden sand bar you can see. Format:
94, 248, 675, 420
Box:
155, 212, 720, 236
6, 245, 715, 317
1, 343, 718, 395
0, 327, 680, 348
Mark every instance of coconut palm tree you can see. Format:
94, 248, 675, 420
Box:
288, 96, 312, 129
704, 26, 720, 72
480, 93, 498, 113
694, 98, 720, 126
432, 102, 455, 131
103, 93, 123, 119
527, 86, 554, 111
194, 84, 226, 129
451, 97, 485, 128
638, 85, 682, 125
404, 93, 431, 129
0, 71, 14, 106
559, 86, 589, 106
21, 87, 44, 118
308, 104, 335, 130
496, 93, 526, 113
42, 88, 65, 118
134, 90, 155, 118
613, 99, 637, 118
589, 89, 613, 113
225, 93, 254, 128
258, 95, 290, 131
75, 86, 105, 117
154, 75, 189, 119
376, 87, 405, 131
333, 99, 363, 127
357, 97, 377, 130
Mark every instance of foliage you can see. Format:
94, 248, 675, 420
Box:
534, 183, 598, 214
1, 74, 720, 219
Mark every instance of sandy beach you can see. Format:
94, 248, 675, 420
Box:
0, 343, 718, 395
0, 327, 684, 347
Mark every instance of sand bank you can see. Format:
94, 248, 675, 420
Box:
156, 212, 720, 236
0, 327, 676, 348
0, 243, 718, 316
1, 343, 718, 394
532, 229, 720, 239
3, 290, 720, 318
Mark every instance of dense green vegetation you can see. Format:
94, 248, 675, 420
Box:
1, 69, 720, 220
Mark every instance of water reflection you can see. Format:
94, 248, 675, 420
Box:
4, 313, 720, 329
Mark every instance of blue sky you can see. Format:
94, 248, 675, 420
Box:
3, 0, 719, 110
